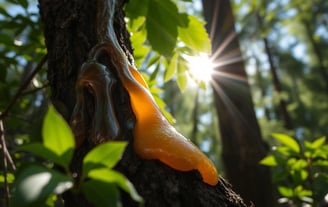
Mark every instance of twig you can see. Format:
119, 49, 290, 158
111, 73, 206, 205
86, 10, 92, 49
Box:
21, 83, 49, 96
4, 144, 16, 172
0, 54, 47, 206
0, 119, 10, 206
0, 54, 48, 120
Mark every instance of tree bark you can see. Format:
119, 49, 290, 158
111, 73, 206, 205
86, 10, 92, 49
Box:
202, 0, 274, 206
39, 0, 247, 206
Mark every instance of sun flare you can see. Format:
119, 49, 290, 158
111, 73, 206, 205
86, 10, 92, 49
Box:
185, 53, 214, 83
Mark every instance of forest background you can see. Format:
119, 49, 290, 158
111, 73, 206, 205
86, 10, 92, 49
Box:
0, 0, 327, 206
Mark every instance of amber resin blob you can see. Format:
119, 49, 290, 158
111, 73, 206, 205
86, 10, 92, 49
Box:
84, 42, 219, 186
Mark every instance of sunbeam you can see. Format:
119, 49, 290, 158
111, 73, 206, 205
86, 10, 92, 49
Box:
210, 69, 256, 136
211, 70, 247, 83
185, 53, 214, 83
208, 31, 248, 85
205, 28, 254, 130
211, 79, 249, 126
211, 32, 237, 61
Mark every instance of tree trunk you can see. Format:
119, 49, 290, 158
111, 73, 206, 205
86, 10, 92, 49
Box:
256, 11, 294, 130
39, 0, 247, 206
254, 57, 271, 120
302, 18, 328, 92
190, 89, 200, 145
202, 0, 274, 206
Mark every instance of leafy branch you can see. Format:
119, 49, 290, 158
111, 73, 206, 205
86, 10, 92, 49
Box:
0, 54, 48, 206
0, 54, 48, 120
11, 106, 143, 207
260, 133, 328, 206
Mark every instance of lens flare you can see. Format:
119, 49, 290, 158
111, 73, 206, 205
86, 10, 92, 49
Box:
185, 53, 214, 83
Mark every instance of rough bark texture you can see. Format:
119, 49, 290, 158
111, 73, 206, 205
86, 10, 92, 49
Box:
39, 0, 247, 206
202, 0, 274, 206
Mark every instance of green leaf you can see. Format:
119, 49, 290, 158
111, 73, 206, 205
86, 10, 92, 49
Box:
125, 0, 149, 19
311, 136, 326, 148
0, 173, 14, 186
165, 52, 178, 82
288, 158, 307, 171
128, 16, 146, 32
18, 143, 67, 168
294, 185, 312, 198
153, 93, 175, 124
146, 53, 161, 68
178, 15, 211, 54
162, 109, 175, 124
299, 169, 309, 181
88, 168, 143, 203
146, 0, 181, 56
11, 165, 73, 207
305, 137, 326, 152
278, 186, 293, 197
177, 72, 187, 91
304, 138, 328, 159
82, 142, 127, 177
149, 63, 161, 81
130, 30, 149, 67
276, 146, 293, 157
42, 105, 74, 167
0, 7, 11, 18
82, 180, 120, 207
259, 155, 278, 166
130, 27, 147, 46
313, 160, 328, 167
272, 133, 300, 154
176, 59, 188, 91
20, 0, 29, 8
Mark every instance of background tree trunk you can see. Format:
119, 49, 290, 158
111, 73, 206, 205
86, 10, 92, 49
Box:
256, 11, 293, 130
39, 0, 247, 206
202, 0, 275, 206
